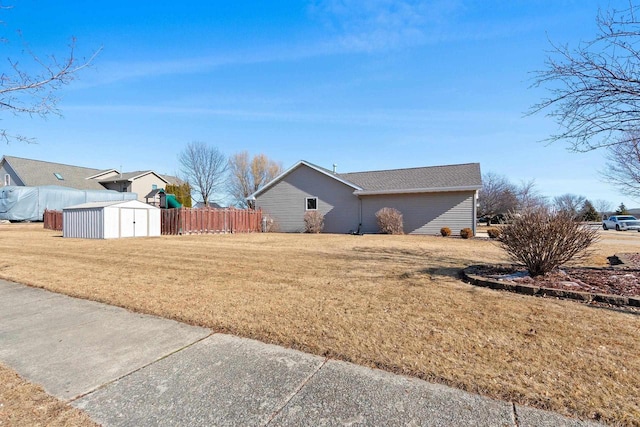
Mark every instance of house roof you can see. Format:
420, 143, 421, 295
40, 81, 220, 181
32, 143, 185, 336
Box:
1, 155, 107, 190
340, 163, 482, 195
248, 160, 363, 200
98, 170, 169, 184
249, 160, 481, 200
85, 169, 119, 180
161, 174, 184, 185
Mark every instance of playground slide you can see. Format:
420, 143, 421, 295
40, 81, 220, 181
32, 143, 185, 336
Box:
166, 194, 182, 208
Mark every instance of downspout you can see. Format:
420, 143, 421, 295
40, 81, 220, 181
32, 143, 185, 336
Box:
473, 190, 478, 236
358, 196, 362, 233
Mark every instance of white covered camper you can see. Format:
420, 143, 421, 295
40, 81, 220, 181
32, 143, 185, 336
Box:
63, 200, 161, 239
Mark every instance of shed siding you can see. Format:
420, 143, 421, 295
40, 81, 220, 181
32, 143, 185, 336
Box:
360, 191, 475, 235
63, 201, 160, 239
104, 206, 120, 239
256, 165, 360, 233
63, 208, 104, 239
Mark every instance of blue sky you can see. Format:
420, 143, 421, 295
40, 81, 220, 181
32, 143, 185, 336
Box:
1, 0, 631, 209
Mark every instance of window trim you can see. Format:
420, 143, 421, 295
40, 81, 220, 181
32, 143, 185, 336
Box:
305, 196, 318, 211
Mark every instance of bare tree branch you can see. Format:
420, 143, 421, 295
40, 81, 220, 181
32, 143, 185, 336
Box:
530, 2, 640, 151
600, 132, 640, 198
1, 6, 101, 143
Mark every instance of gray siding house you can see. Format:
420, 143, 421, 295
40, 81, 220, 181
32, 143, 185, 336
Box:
0, 155, 181, 202
250, 160, 482, 235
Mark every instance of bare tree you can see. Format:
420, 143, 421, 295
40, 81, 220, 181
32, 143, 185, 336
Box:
478, 172, 518, 221
593, 199, 612, 216
552, 193, 586, 218
228, 151, 282, 208
1, 7, 100, 143
515, 179, 548, 211
178, 142, 228, 206
530, 3, 640, 151
601, 134, 640, 198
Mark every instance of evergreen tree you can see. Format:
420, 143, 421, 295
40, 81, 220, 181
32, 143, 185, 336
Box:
165, 183, 192, 208
580, 200, 599, 221
615, 202, 629, 215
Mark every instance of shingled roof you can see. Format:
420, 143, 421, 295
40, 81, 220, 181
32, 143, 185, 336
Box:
339, 163, 482, 194
98, 170, 169, 183
249, 160, 481, 200
1, 155, 107, 190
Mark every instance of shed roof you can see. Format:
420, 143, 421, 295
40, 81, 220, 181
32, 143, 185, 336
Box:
64, 200, 159, 210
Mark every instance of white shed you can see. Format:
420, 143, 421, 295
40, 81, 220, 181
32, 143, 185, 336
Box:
63, 200, 161, 239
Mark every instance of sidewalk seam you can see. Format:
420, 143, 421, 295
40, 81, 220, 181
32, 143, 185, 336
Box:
264, 357, 329, 426
512, 402, 520, 427
68, 331, 214, 403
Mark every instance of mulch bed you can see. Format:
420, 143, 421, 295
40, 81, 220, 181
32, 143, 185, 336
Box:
465, 253, 640, 310
471, 264, 640, 298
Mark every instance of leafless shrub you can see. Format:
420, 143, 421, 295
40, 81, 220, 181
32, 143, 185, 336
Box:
376, 207, 404, 234
498, 207, 599, 276
460, 228, 473, 239
304, 211, 324, 233
440, 227, 451, 237
263, 215, 280, 233
487, 227, 501, 239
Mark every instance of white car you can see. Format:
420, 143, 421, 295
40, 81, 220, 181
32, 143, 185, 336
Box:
602, 215, 640, 231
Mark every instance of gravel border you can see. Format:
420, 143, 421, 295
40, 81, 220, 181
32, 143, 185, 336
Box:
461, 265, 640, 308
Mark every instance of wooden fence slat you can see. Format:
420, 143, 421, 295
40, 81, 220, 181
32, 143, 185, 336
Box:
45, 207, 263, 235
43, 209, 63, 231
159, 207, 261, 235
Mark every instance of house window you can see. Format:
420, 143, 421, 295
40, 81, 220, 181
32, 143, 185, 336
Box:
152, 184, 157, 190
3, 174, 9, 186
53, 172, 64, 180
306, 197, 318, 211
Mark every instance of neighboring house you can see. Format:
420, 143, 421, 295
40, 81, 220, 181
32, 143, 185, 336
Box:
249, 160, 482, 235
98, 170, 169, 199
0, 155, 181, 202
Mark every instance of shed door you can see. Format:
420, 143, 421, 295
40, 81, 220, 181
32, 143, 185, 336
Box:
120, 208, 135, 237
120, 208, 149, 237
134, 209, 148, 236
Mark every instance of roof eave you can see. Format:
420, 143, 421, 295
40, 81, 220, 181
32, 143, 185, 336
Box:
86, 169, 119, 180
354, 185, 481, 196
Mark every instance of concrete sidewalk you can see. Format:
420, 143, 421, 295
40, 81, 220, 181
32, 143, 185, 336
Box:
0, 280, 600, 426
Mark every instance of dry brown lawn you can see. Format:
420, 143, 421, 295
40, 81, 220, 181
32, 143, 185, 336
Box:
1, 223, 639, 425
0, 363, 98, 427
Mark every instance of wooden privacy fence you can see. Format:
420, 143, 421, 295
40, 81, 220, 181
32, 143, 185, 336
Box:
43, 209, 63, 231
161, 207, 262, 235
44, 207, 262, 235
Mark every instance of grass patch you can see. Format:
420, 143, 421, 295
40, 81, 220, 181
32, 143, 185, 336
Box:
0, 363, 97, 427
1, 223, 639, 425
